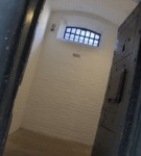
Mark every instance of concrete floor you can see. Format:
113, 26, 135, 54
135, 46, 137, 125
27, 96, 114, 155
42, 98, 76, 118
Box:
4, 129, 92, 156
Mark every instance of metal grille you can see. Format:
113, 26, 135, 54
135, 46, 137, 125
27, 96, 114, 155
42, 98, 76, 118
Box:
64, 26, 101, 47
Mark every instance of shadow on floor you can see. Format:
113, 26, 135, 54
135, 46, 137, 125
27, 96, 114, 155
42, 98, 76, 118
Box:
4, 129, 92, 156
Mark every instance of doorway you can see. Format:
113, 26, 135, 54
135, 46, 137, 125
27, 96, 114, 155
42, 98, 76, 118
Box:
0, 1, 139, 156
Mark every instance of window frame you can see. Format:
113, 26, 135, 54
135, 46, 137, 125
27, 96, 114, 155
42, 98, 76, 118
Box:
63, 26, 101, 47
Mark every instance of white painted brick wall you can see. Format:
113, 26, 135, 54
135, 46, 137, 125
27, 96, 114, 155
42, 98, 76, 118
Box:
22, 11, 117, 146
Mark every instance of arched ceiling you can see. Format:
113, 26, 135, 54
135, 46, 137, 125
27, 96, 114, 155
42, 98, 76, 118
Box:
47, 0, 137, 25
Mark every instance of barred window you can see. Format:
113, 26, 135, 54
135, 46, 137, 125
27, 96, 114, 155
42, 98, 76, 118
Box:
64, 27, 101, 47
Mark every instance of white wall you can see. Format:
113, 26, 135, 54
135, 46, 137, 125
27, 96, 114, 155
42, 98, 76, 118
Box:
21, 10, 117, 146
9, 2, 51, 133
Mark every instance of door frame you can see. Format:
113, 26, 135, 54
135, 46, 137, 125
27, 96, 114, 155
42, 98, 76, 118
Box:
0, 0, 45, 155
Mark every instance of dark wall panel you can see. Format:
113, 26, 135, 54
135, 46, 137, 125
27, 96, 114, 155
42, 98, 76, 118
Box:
92, 3, 141, 156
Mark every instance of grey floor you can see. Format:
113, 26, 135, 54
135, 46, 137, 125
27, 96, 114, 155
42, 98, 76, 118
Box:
4, 129, 92, 156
